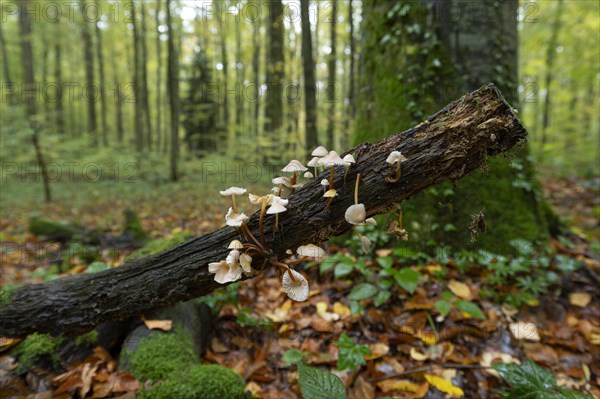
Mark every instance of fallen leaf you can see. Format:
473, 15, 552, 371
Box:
524, 343, 559, 366
142, 318, 173, 331
448, 280, 473, 300
333, 302, 351, 318
364, 343, 389, 360
569, 292, 592, 307
509, 321, 540, 341
410, 347, 429, 361
0, 337, 22, 352
348, 375, 375, 399
377, 379, 424, 393
424, 373, 464, 397
245, 381, 261, 396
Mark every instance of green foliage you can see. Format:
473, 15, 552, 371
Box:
392, 268, 420, 294
282, 349, 306, 367
198, 283, 240, 315
334, 334, 371, 371
236, 307, 272, 330
138, 365, 246, 399
127, 232, 190, 260
85, 261, 111, 274
0, 285, 17, 307
10, 333, 63, 374
494, 361, 592, 399
347, 283, 378, 301
125, 331, 198, 382
434, 292, 486, 320
298, 365, 347, 399
75, 330, 98, 347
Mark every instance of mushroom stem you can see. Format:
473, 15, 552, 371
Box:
354, 173, 361, 205
325, 165, 336, 210
277, 185, 283, 197
259, 199, 268, 246
231, 196, 238, 213
290, 172, 297, 194
239, 223, 266, 254
271, 261, 298, 283
313, 166, 318, 178
386, 163, 401, 183
352, 227, 363, 241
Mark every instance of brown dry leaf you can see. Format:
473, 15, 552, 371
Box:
0, 337, 22, 352
142, 318, 173, 331
509, 321, 540, 341
377, 379, 424, 393
80, 362, 98, 398
524, 343, 559, 366
110, 371, 140, 393
569, 292, 592, 308
364, 343, 389, 360
448, 280, 473, 300
211, 338, 229, 353
348, 375, 375, 399
245, 381, 262, 396
424, 373, 464, 397
376, 249, 393, 257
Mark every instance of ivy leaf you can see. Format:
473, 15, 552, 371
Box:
335, 334, 371, 371
455, 300, 486, 320
298, 365, 347, 399
434, 300, 452, 317
282, 349, 305, 366
393, 268, 420, 293
334, 263, 354, 279
348, 283, 378, 301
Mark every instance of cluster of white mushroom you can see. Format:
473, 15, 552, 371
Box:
209, 146, 408, 301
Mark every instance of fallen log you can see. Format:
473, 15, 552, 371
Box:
0, 84, 526, 338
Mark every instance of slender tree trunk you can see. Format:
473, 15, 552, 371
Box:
347, 0, 355, 119
166, 0, 179, 182
111, 48, 125, 143
19, 0, 52, 203
80, 1, 98, 145
541, 0, 564, 145
54, 43, 65, 134
95, 12, 109, 146
301, 0, 317, 156
155, 0, 163, 152
235, 9, 243, 139
215, 0, 229, 131
252, 12, 261, 140
0, 23, 15, 105
141, 0, 152, 150
41, 43, 50, 124
326, 0, 337, 149
130, 0, 144, 152
265, 0, 285, 159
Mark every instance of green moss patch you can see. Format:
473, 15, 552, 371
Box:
10, 333, 63, 374
137, 364, 246, 399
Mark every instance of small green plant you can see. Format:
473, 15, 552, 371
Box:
434, 292, 486, 320
282, 349, 307, 366
334, 333, 371, 371
236, 307, 272, 330
10, 333, 63, 374
75, 330, 98, 347
298, 364, 346, 399
494, 361, 592, 399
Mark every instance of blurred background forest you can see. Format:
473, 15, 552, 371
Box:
0, 0, 598, 188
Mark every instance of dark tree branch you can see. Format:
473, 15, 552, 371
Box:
0, 84, 526, 338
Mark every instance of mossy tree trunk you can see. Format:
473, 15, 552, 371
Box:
355, 0, 558, 253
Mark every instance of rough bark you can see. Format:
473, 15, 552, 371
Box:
0, 84, 526, 338
130, 0, 144, 152
326, 0, 337, 149
0, 22, 14, 105
301, 0, 318, 157
94, 12, 108, 146
80, 1, 97, 145
264, 0, 284, 158
166, 0, 179, 182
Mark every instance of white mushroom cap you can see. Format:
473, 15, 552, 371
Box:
219, 187, 247, 196
345, 204, 366, 225
297, 244, 326, 260
239, 253, 252, 273
249, 193, 274, 205
226, 249, 240, 267
228, 240, 244, 249
225, 207, 249, 227
323, 189, 338, 198
386, 151, 407, 165
360, 235, 372, 252
365, 217, 377, 226
292, 183, 304, 189
307, 157, 321, 168
303, 171, 314, 179
272, 176, 293, 187
311, 146, 328, 157
271, 187, 280, 194
208, 261, 230, 284
343, 154, 356, 164
282, 160, 308, 173
318, 151, 345, 167
320, 179, 329, 187
282, 269, 309, 301
267, 196, 289, 214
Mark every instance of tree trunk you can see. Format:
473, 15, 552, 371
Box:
140, 0, 153, 150
215, 0, 229, 132
0, 84, 526, 337
355, 0, 556, 253
80, 1, 97, 146
301, 0, 318, 156
541, 0, 564, 146
95, 11, 109, 146
235, 9, 243, 140
155, 0, 163, 152
264, 0, 285, 159
166, 0, 179, 182
54, 43, 65, 134
0, 22, 15, 105
111, 49, 125, 143
326, 0, 337, 149
252, 11, 261, 140
130, 0, 144, 152
347, 0, 355, 120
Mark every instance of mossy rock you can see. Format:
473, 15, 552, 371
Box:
137, 364, 247, 399
10, 333, 63, 374
120, 328, 198, 382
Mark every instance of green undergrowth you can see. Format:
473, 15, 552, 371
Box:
10, 333, 63, 374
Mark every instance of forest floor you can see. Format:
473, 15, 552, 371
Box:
0, 175, 598, 398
